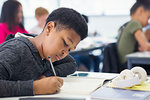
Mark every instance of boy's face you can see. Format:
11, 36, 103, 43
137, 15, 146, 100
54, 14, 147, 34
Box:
42, 22, 81, 62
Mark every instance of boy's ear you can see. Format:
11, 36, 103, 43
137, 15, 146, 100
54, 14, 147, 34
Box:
45, 21, 55, 36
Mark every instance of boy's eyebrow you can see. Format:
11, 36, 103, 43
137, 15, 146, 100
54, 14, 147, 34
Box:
67, 37, 73, 44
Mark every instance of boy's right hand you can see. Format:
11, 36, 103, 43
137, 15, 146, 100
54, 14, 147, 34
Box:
33, 77, 63, 95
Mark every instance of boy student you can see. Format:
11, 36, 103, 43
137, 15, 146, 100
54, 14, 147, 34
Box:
117, 0, 150, 70
0, 8, 88, 97
29, 7, 49, 35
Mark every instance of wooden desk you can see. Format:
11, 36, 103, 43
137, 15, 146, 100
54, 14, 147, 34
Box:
126, 52, 150, 69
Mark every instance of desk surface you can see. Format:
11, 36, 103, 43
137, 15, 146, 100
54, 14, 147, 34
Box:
0, 72, 118, 100
126, 52, 150, 58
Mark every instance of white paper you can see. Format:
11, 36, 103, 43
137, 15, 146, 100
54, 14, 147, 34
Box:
60, 77, 108, 95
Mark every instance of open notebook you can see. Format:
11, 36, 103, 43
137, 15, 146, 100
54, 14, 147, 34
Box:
60, 72, 117, 95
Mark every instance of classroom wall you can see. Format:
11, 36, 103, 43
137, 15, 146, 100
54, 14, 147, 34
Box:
24, 15, 130, 38
88, 15, 130, 38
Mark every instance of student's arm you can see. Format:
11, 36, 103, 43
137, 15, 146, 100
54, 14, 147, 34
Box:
0, 63, 34, 97
0, 47, 61, 97
45, 55, 77, 77
144, 29, 150, 40
53, 55, 77, 77
0, 46, 34, 97
134, 30, 150, 51
0, 63, 63, 97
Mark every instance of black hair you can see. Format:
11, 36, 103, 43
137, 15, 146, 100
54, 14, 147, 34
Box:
45, 7, 88, 40
0, 0, 24, 32
130, 0, 150, 15
82, 14, 89, 23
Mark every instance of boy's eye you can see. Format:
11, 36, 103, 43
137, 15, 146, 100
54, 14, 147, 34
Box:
63, 39, 69, 47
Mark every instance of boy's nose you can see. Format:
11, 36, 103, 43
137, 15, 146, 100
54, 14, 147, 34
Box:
62, 50, 69, 57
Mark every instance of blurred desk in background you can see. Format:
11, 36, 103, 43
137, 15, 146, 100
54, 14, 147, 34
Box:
70, 44, 105, 56
70, 36, 116, 56
126, 52, 150, 69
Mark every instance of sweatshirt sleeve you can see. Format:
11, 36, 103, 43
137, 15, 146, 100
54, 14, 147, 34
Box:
44, 55, 77, 77
0, 42, 34, 97
0, 62, 34, 97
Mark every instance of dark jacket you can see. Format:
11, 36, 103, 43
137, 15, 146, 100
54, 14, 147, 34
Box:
102, 43, 121, 73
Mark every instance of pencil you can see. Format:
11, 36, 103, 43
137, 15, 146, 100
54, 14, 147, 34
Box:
48, 56, 56, 76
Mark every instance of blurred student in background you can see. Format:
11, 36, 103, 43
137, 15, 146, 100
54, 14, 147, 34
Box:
29, 7, 49, 35
117, 0, 150, 72
0, 0, 28, 44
